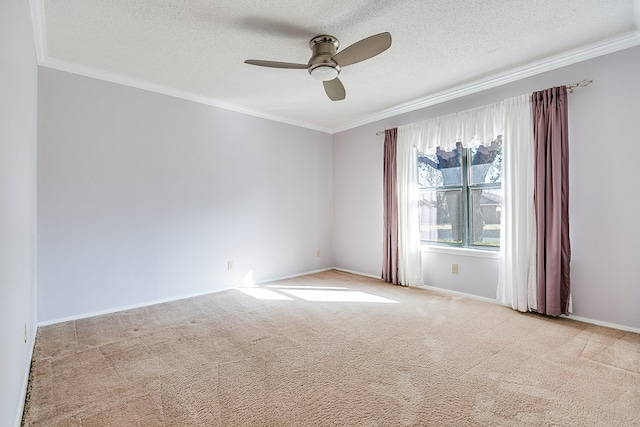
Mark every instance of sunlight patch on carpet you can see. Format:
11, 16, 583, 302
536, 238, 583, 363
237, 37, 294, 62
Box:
237, 288, 293, 300
238, 285, 399, 303
267, 285, 348, 290
277, 289, 398, 303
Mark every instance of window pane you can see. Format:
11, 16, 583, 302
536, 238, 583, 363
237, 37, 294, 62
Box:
419, 189, 463, 244
469, 188, 501, 247
418, 143, 463, 188
469, 137, 502, 185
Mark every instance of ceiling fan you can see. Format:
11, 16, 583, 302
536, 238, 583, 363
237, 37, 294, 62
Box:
244, 32, 392, 101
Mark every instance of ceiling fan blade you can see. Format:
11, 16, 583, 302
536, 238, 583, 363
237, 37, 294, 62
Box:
323, 78, 346, 101
244, 60, 308, 69
332, 32, 392, 67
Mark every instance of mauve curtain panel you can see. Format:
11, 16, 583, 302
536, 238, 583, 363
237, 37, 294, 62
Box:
382, 128, 399, 284
532, 86, 571, 316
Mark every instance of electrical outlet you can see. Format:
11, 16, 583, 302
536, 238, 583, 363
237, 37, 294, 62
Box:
451, 263, 459, 274
227, 261, 233, 270
316, 249, 320, 257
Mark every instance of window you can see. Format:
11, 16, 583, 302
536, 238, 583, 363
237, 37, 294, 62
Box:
417, 136, 502, 249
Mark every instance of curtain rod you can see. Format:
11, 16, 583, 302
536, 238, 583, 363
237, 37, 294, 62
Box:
566, 79, 593, 93
375, 79, 593, 136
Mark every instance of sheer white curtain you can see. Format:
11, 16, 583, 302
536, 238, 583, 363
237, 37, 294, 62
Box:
400, 103, 505, 153
396, 127, 423, 286
396, 102, 504, 287
396, 97, 536, 303
497, 95, 537, 312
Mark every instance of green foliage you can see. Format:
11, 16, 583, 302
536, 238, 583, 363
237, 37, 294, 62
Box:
437, 239, 463, 244
473, 241, 500, 247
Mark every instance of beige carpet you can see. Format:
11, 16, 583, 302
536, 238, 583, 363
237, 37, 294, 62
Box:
23, 270, 640, 426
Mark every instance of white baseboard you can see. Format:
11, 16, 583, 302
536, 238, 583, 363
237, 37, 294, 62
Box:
336, 271, 640, 335
37, 287, 236, 326
36, 267, 640, 335
332, 267, 381, 280
416, 284, 500, 305
16, 323, 37, 427
563, 314, 640, 334
252, 267, 334, 285
416, 284, 640, 334
37, 267, 335, 327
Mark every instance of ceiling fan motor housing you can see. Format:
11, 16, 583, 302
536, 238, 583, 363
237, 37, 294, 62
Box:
308, 35, 341, 81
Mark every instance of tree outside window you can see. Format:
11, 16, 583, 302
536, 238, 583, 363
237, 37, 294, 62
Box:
418, 137, 502, 248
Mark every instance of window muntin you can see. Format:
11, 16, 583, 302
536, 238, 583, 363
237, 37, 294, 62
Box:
418, 137, 502, 248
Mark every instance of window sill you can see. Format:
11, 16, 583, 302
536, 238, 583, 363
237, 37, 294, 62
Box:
420, 245, 501, 259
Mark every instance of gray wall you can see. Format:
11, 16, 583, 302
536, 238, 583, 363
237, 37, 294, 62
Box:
0, 1, 38, 425
333, 45, 640, 330
38, 69, 333, 323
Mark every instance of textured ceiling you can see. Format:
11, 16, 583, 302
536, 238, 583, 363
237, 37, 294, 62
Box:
33, 0, 640, 132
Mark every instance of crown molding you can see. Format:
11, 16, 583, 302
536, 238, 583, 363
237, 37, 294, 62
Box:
38, 57, 334, 133
331, 30, 640, 133
29, 0, 640, 135
28, 0, 332, 134
29, 0, 46, 63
